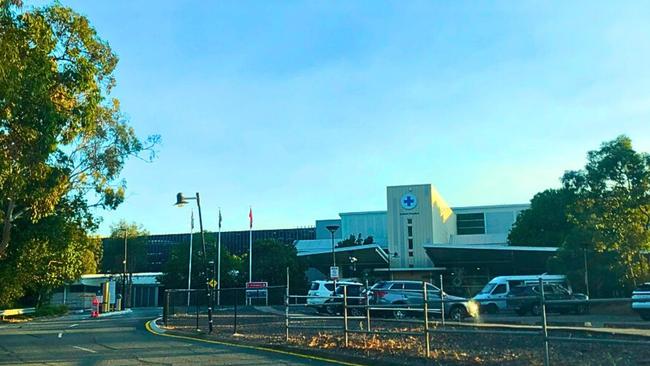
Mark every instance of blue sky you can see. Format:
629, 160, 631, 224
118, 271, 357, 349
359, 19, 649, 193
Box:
30, 1, 650, 235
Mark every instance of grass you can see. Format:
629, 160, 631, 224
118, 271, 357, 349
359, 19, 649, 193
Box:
34, 304, 69, 317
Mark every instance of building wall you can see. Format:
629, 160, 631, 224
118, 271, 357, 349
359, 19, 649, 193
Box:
315, 219, 342, 240
340, 211, 387, 244
387, 184, 455, 268
450, 204, 529, 245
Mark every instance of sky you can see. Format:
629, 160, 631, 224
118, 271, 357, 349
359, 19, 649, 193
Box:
28, 1, 650, 236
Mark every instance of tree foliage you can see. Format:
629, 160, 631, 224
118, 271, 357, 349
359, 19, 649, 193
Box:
508, 189, 576, 246
0, 1, 158, 307
509, 136, 650, 296
249, 239, 308, 293
101, 220, 149, 274
0, 1, 158, 256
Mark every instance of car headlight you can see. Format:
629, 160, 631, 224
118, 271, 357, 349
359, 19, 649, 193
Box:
466, 300, 480, 317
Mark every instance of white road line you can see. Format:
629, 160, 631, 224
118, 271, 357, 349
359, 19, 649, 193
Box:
72, 346, 97, 353
68, 324, 79, 328
57, 332, 62, 338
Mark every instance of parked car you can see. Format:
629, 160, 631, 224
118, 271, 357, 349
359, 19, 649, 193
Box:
322, 283, 366, 316
473, 274, 569, 314
506, 284, 588, 316
307, 280, 361, 312
368, 280, 479, 320
632, 282, 650, 321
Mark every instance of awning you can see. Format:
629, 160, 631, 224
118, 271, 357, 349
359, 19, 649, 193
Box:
298, 244, 389, 273
423, 244, 558, 274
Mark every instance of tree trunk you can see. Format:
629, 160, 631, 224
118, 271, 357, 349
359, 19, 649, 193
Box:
0, 199, 16, 258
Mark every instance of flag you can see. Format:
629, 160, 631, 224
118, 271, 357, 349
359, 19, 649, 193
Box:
249, 207, 253, 229
190, 209, 195, 230
218, 208, 222, 229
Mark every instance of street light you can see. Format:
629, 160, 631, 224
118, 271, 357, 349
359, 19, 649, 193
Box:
175, 192, 213, 334
326, 225, 339, 269
122, 228, 128, 310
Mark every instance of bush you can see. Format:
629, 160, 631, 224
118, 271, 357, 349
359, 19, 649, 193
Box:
35, 304, 69, 317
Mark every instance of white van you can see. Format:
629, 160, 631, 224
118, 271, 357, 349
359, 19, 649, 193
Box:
473, 274, 569, 313
307, 280, 361, 310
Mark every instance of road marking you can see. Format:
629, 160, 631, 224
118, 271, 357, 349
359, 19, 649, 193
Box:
57, 332, 62, 338
73, 346, 97, 353
144, 320, 363, 366
69, 324, 79, 328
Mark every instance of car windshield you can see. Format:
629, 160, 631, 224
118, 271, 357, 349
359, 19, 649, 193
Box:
310, 282, 320, 291
372, 281, 389, 289
479, 283, 497, 294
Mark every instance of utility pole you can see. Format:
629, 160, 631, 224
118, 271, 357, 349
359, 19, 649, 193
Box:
122, 229, 128, 310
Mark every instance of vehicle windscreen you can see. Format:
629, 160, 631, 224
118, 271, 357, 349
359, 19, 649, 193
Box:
479, 283, 497, 294
324, 283, 335, 291
310, 282, 320, 291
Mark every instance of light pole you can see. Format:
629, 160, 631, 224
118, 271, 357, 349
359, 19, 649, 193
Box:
175, 192, 213, 334
122, 228, 128, 310
326, 225, 339, 283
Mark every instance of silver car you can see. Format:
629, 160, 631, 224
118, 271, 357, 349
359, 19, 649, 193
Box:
368, 280, 479, 320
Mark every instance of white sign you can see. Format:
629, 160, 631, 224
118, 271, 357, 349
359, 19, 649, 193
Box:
401, 193, 417, 210
330, 266, 340, 280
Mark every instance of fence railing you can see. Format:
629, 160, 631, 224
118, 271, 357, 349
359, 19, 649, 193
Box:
163, 277, 650, 366
0, 307, 36, 320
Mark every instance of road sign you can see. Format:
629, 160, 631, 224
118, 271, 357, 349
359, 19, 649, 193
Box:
208, 279, 217, 288
245, 282, 268, 303
330, 266, 340, 280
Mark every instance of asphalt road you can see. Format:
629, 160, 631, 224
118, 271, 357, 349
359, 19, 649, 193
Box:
0, 308, 340, 366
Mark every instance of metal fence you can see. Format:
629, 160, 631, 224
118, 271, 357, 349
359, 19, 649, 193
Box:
163, 277, 650, 365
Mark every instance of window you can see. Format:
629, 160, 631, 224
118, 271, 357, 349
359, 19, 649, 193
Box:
408, 251, 414, 257
403, 283, 422, 290
408, 238, 413, 250
324, 284, 335, 291
407, 226, 413, 237
492, 284, 507, 295
389, 283, 404, 290
456, 213, 485, 235
407, 218, 412, 224
409, 264, 414, 268
426, 283, 440, 292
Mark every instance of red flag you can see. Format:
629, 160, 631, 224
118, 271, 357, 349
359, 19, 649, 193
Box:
248, 207, 253, 229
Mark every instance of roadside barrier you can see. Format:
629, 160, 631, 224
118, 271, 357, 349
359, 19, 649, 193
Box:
0, 307, 35, 320
162, 274, 650, 365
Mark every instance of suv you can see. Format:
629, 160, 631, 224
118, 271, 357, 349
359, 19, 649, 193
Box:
632, 282, 650, 321
506, 284, 588, 316
307, 280, 361, 312
322, 283, 366, 316
368, 280, 478, 320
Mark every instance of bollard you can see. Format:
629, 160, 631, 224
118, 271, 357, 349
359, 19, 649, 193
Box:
343, 285, 349, 347
539, 278, 550, 366
195, 291, 200, 332
423, 281, 430, 357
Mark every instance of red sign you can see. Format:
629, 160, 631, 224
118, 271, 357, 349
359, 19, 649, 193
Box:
246, 282, 268, 289
92, 297, 100, 306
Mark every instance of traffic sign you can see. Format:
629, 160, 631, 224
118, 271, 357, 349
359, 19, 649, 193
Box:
246, 281, 268, 289
330, 266, 340, 280
208, 279, 217, 288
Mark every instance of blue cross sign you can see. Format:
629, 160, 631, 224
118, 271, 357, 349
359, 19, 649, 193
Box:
401, 193, 417, 210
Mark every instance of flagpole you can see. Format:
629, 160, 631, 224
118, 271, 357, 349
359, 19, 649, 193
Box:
249, 206, 252, 284
217, 208, 222, 306
187, 209, 194, 308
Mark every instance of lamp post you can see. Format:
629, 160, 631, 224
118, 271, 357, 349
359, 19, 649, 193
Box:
326, 225, 339, 285
122, 228, 128, 310
175, 192, 213, 334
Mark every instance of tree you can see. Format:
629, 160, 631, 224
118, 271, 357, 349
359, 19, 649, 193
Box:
559, 136, 650, 294
101, 220, 149, 274
508, 188, 576, 246
0, 1, 158, 257
0, 198, 102, 307
249, 239, 308, 293
510, 136, 650, 296
159, 234, 244, 290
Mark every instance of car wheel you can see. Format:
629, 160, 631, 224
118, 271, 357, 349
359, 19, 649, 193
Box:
325, 304, 337, 316
484, 303, 499, 314
531, 304, 542, 316
449, 306, 466, 321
